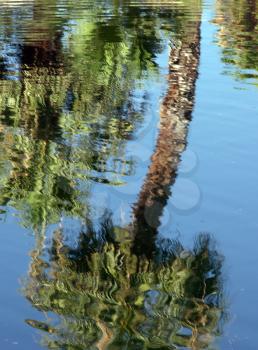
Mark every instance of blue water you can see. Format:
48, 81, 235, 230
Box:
0, 0, 257, 349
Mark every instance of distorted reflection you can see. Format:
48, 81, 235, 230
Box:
0, 0, 202, 232
24, 212, 225, 350
0, 0, 177, 229
0, 1, 229, 349
213, 0, 258, 84
132, 11, 200, 251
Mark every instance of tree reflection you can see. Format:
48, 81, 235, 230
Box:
20, 4, 227, 348
24, 212, 225, 350
213, 0, 258, 84
0, 1, 178, 229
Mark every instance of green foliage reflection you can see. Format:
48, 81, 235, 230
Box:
214, 0, 258, 85
0, 1, 177, 228
24, 214, 225, 350
0, 0, 203, 230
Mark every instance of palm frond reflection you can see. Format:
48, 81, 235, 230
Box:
24, 213, 225, 350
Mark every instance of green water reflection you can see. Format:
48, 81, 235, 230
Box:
24, 215, 225, 349
213, 0, 258, 85
0, 0, 257, 349
0, 0, 200, 230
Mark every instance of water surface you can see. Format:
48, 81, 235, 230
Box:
0, 0, 257, 349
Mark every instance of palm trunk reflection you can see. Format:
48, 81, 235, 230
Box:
23, 9, 226, 350
132, 19, 201, 258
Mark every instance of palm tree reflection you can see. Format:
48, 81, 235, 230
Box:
24, 213, 225, 350
20, 2, 226, 349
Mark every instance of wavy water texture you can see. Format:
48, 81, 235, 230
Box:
24, 214, 225, 350
212, 0, 258, 85
0, 1, 257, 349
0, 0, 202, 230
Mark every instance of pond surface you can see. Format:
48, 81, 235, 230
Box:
0, 0, 257, 349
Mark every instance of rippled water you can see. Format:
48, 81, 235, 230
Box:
0, 0, 257, 349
